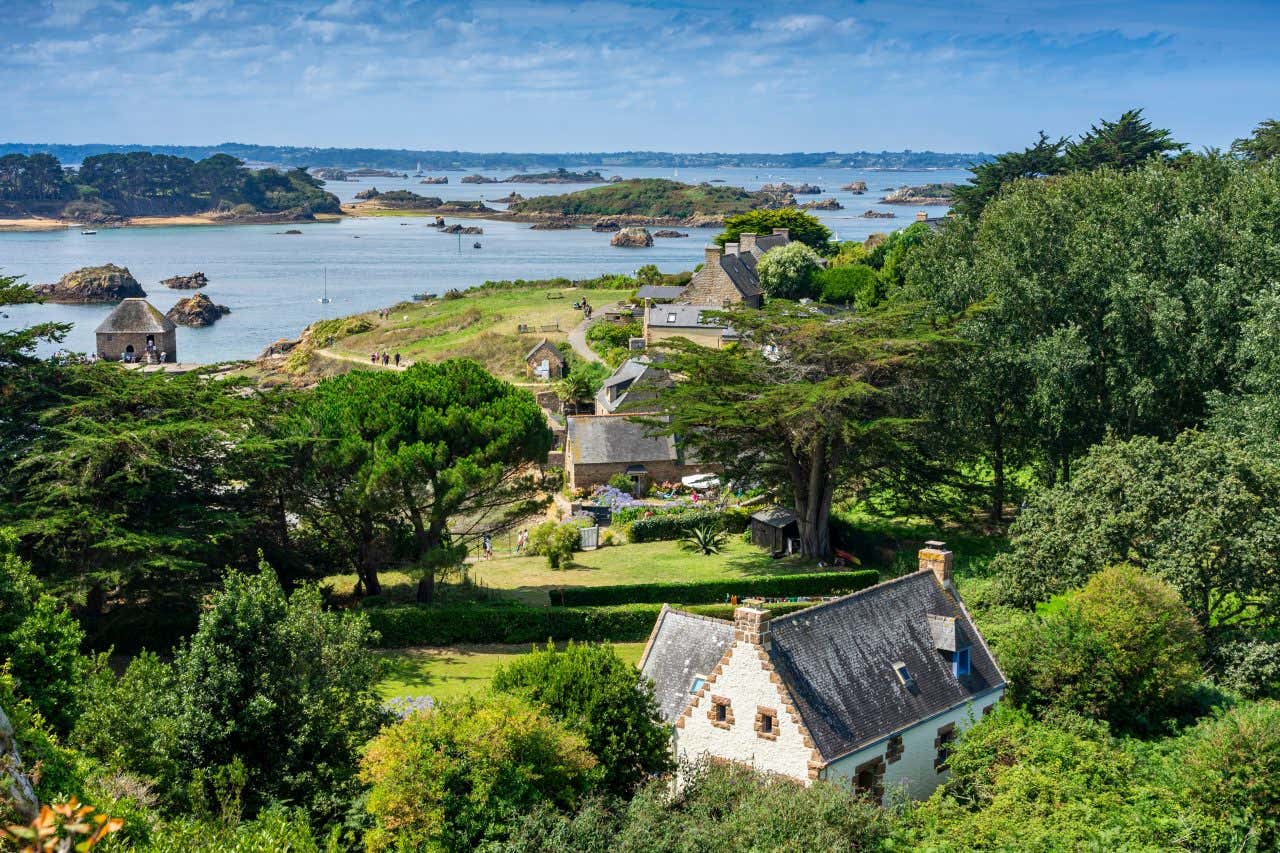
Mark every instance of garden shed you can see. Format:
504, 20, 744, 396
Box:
524, 338, 565, 380
750, 506, 800, 555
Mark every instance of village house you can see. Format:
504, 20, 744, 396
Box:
639, 542, 1006, 801
643, 303, 736, 349
563, 413, 707, 493
594, 356, 671, 414
524, 338, 565, 380
680, 229, 791, 308
95, 298, 177, 363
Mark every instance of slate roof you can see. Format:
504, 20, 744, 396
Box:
635, 284, 688, 301
641, 568, 1005, 764
768, 570, 1004, 761
750, 506, 797, 528
566, 414, 677, 465
596, 357, 670, 414
525, 338, 564, 363
639, 606, 736, 722
94, 298, 175, 334
647, 304, 727, 330
752, 232, 789, 255
719, 253, 764, 298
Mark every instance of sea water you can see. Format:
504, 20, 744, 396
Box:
0, 166, 968, 362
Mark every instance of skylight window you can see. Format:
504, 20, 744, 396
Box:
666, 312, 678, 324
690, 676, 706, 694
893, 662, 915, 688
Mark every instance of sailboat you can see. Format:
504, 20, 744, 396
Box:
414, 161, 424, 177
317, 268, 332, 304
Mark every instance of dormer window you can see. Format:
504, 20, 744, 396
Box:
952, 647, 971, 677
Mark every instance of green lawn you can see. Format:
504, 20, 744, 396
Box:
378, 641, 647, 700
324, 537, 825, 606
326, 286, 632, 382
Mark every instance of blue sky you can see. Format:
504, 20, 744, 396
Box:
3, 0, 1278, 152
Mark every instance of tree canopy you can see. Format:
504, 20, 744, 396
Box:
715, 208, 832, 254
754, 241, 822, 299
1232, 118, 1280, 161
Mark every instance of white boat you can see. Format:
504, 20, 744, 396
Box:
81, 230, 96, 235
317, 268, 331, 304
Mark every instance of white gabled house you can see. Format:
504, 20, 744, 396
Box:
638, 542, 1006, 801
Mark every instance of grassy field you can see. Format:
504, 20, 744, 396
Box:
324, 537, 826, 606
322, 286, 631, 381
379, 641, 647, 700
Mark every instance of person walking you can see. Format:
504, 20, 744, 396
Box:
394, 352, 401, 367
482, 533, 493, 560
371, 352, 377, 363
382, 352, 390, 366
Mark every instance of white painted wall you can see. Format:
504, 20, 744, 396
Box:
822, 689, 1004, 802
673, 639, 814, 782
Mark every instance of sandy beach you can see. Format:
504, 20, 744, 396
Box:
0, 212, 341, 231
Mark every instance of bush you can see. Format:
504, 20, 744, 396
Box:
607, 473, 634, 492
720, 505, 751, 533
1212, 636, 1280, 699
529, 521, 581, 569
1000, 565, 1202, 733
552, 570, 878, 607
1183, 700, 1280, 847
629, 509, 724, 542
493, 643, 672, 796
816, 264, 881, 307
360, 693, 596, 851
755, 242, 823, 300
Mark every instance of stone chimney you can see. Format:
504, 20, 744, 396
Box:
739, 232, 758, 252
919, 540, 953, 589
772, 227, 789, 239
915, 211, 928, 222
723, 242, 739, 256
734, 606, 771, 646
704, 244, 723, 268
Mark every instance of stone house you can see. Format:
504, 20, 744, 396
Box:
525, 338, 565, 380
639, 542, 1006, 801
95, 298, 177, 363
643, 303, 735, 349
594, 357, 670, 414
564, 413, 707, 492
680, 229, 790, 308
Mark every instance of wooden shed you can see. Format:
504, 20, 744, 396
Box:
750, 506, 800, 555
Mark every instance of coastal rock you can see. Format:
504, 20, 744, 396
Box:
1, 706, 39, 821
840, 181, 867, 193
283, 229, 303, 234
354, 187, 382, 200
258, 337, 299, 358
761, 181, 822, 195
681, 213, 727, 228
611, 227, 653, 248
312, 168, 349, 182
348, 168, 405, 178
864, 233, 888, 251
461, 174, 499, 184
653, 229, 688, 238
33, 263, 146, 303
441, 224, 484, 234
419, 176, 449, 185
801, 197, 843, 210
493, 192, 525, 204
592, 218, 621, 232
503, 168, 605, 184
861, 209, 897, 219
161, 271, 209, 290
166, 292, 230, 327
432, 201, 497, 214
530, 220, 573, 230
608, 175, 624, 182
880, 183, 956, 205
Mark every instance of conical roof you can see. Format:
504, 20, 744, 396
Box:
95, 298, 176, 334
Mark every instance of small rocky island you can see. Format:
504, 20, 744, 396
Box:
33, 264, 146, 303
761, 181, 823, 195
611, 227, 653, 248
881, 183, 957, 205
801, 197, 843, 210
161, 272, 209, 290
461, 174, 500, 184
166, 292, 230, 327
504, 168, 606, 184
653, 229, 688, 238
861, 209, 897, 219
419, 176, 449, 185
311, 168, 349, 181
841, 181, 868, 193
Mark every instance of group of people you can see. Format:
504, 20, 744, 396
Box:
573, 298, 593, 319
474, 529, 529, 560
370, 351, 402, 367
376, 308, 395, 320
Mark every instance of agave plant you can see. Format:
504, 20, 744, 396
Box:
680, 521, 726, 555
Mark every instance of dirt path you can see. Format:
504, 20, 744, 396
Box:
567, 317, 603, 363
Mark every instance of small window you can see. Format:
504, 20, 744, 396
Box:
715, 704, 727, 722
690, 676, 706, 695
754, 705, 779, 740
708, 695, 734, 728
666, 312, 677, 324
952, 648, 971, 677
761, 714, 773, 733
893, 662, 914, 687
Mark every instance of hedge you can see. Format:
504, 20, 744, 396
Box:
365, 596, 850, 648
629, 509, 725, 542
550, 569, 879, 607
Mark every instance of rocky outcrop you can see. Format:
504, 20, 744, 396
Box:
681, 213, 727, 228
354, 187, 383, 200
653, 229, 688, 238
531, 220, 573, 230
166, 292, 230, 327
161, 271, 209, 290
503, 168, 605, 184
611, 227, 653, 248
841, 181, 867, 193
348, 168, 405, 178
312, 168, 349, 181
592, 219, 621, 232
861, 209, 897, 219
419, 176, 449, 185
461, 174, 499, 184
801, 197, 843, 210
1, 706, 38, 821
880, 183, 956, 205
493, 193, 525, 204
283, 229, 303, 234
441, 224, 484, 234
33, 264, 146, 303
761, 181, 822, 195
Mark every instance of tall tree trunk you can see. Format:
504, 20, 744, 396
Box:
989, 413, 1005, 524
789, 441, 834, 558
355, 510, 381, 598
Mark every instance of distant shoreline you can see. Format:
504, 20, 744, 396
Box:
0, 212, 341, 232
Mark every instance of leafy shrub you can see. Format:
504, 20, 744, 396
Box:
1182, 700, 1280, 847
553, 570, 878, 607
607, 473, 635, 492
529, 521, 581, 569
1000, 565, 1202, 733
360, 693, 596, 851
680, 522, 726, 555
493, 643, 672, 796
1211, 636, 1280, 699
756, 242, 823, 300
368, 602, 661, 647
137, 806, 323, 852
629, 509, 724, 542
816, 264, 881, 307
720, 505, 751, 533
